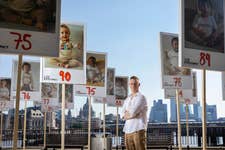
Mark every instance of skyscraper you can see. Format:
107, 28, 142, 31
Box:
193, 101, 201, 121
206, 104, 217, 122
170, 99, 192, 122
171, 100, 217, 122
170, 98, 177, 122
149, 99, 167, 123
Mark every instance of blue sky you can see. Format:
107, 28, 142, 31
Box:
0, 0, 225, 120
62, 0, 225, 119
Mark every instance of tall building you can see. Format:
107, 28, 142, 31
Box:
47, 112, 57, 129
6, 106, 44, 129
171, 100, 217, 122
149, 99, 167, 123
193, 101, 201, 121
170, 98, 177, 122
170, 99, 193, 122
6, 109, 14, 129
67, 109, 72, 120
206, 104, 217, 122
78, 98, 95, 119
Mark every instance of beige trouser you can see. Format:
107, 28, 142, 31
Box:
125, 129, 146, 150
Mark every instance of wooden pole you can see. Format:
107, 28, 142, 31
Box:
116, 106, 119, 146
0, 111, 3, 148
49, 112, 51, 133
103, 102, 106, 150
88, 96, 92, 150
23, 100, 27, 150
43, 111, 47, 149
176, 89, 182, 150
61, 84, 65, 150
13, 54, 23, 150
186, 104, 189, 147
202, 69, 207, 150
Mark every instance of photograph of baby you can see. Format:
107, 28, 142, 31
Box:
161, 33, 191, 76
107, 68, 115, 96
86, 52, 106, 87
41, 83, 58, 99
12, 61, 40, 92
45, 23, 84, 69
0, 0, 57, 33
115, 77, 128, 100
58, 84, 73, 103
184, 0, 224, 53
0, 78, 11, 101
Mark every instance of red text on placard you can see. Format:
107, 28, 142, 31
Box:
200, 52, 211, 67
10, 32, 32, 50
0, 102, 6, 108
178, 90, 183, 97
86, 87, 96, 95
59, 71, 71, 82
115, 100, 122, 106
173, 77, 182, 87
22, 92, 30, 100
43, 99, 50, 105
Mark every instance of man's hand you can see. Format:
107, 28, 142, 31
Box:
124, 110, 131, 120
123, 110, 142, 120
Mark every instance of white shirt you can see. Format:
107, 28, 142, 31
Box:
122, 92, 148, 134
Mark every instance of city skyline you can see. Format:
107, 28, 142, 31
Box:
0, 0, 225, 119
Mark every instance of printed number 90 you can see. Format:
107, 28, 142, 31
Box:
59, 71, 71, 82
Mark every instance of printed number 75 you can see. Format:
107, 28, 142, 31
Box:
86, 87, 96, 95
10, 32, 32, 50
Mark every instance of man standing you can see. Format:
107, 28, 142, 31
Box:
122, 76, 148, 150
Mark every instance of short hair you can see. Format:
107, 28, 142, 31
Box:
171, 37, 178, 45
130, 76, 139, 81
22, 62, 31, 70
88, 56, 96, 63
61, 24, 70, 34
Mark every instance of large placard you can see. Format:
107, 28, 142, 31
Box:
93, 68, 115, 104
41, 23, 86, 84
75, 51, 107, 97
165, 72, 197, 104
160, 32, 192, 89
180, 0, 225, 71
12, 60, 41, 101
0, 0, 61, 56
111, 76, 128, 107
